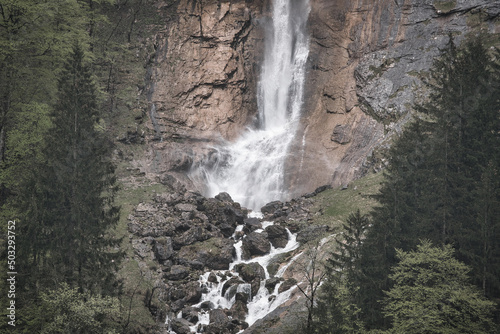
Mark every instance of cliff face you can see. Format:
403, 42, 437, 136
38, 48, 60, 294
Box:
144, 0, 500, 197
287, 0, 500, 196
143, 0, 267, 184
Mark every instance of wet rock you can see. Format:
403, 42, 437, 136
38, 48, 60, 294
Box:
331, 124, 352, 144
265, 225, 288, 248
208, 272, 218, 283
241, 232, 271, 259
200, 301, 215, 310
207, 309, 231, 334
182, 306, 199, 323
170, 318, 192, 334
222, 277, 245, 298
230, 298, 248, 322
243, 217, 262, 234
153, 237, 174, 263
170, 288, 185, 301
265, 277, 282, 294
215, 192, 233, 202
165, 265, 190, 281
261, 201, 283, 215
183, 282, 202, 303
235, 262, 266, 283
234, 262, 266, 297
278, 278, 297, 294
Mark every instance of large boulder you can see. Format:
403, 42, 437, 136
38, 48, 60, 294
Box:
207, 309, 231, 334
164, 265, 190, 281
234, 262, 266, 297
153, 237, 174, 262
179, 237, 235, 270
243, 217, 262, 234
241, 232, 271, 259
265, 225, 288, 248
170, 318, 192, 334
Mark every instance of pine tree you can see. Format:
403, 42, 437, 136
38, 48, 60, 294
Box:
356, 35, 500, 328
384, 241, 497, 334
20, 44, 121, 295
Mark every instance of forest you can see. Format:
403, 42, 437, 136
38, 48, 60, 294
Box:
0, 0, 499, 333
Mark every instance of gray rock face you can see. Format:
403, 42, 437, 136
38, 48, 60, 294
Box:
165, 265, 190, 281
153, 237, 174, 262
241, 232, 271, 259
170, 318, 192, 334
265, 225, 289, 248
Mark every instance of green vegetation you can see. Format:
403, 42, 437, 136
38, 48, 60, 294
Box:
384, 241, 496, 334
311, 172, 382, 227
311, 35, 500, 333
434, 0, 457, 13
0, 0, 164, 332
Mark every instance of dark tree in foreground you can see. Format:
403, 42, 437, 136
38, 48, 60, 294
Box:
20, 44, 121, 295
357, 35, 500, 329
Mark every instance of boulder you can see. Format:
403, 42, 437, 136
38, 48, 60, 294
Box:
153, 237, 174, 262
265, 225, 288, 248
265, 277, 282, 294
234, 262, 266, 297
278, 278, 297, 294
215, 192, 233, 202
243, 217, 262, 234
165, 265, 190, 281
241, 232, 271, 259
207, 309, 231, 334
260, 201, 283, 215
296, 225, 329, 244
170, 318, 192, 334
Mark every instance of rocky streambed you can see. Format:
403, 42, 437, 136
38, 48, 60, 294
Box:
127, 178, 332, 333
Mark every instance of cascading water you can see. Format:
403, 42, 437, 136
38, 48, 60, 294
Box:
199, 0, 310, 211
167, 1, 311, 332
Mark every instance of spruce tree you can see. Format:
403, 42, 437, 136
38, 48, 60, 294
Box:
384, 241, 497, 334
22, 44, 121, 294
356, 35, 500, 328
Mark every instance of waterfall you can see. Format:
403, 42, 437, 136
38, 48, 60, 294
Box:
198, 0, 310, 211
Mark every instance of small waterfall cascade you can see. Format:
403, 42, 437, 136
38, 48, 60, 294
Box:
198, 0, 311, 211
185, 216, 302, 333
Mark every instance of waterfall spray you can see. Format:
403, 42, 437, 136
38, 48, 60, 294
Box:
197, 0, 310, 210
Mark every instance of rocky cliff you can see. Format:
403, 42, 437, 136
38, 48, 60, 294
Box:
142, 0, 266, 186
141, 0, 500, 198
287, 0, 500, 196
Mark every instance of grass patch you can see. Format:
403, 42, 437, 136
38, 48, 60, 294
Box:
110, 178, 172, 332
434, 0, 457, 13
310, 172, 383, 229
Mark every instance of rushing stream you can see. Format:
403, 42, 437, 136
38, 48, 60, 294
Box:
199, 0, 310, 211
173, 0, 311, 332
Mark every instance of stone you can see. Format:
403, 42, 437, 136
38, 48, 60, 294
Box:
331, 124, 352, 144
170, 318, 192, 334
153, 237, 174, 262
265, 225, 288, 248
175, 203, 197, 212
165, 265, 190, 281
278, 278, 297, 294
241, 232, 271, 259
265, 277, 282, 294
260, 201, 283, 215
296, 225, 329, 244
215, 192, 233, 202
243, 217, 262, 233
234, 262, 266, 297
207, 309, 231, 334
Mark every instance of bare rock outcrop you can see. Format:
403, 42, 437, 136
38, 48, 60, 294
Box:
285, 0, 500, 197
140, 0, 266, 186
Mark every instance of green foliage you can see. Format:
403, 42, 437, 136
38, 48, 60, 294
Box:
383, 241, 497, 334
313, 211, 370, 333
39, 283, 120, 334
351, 35, 500, 330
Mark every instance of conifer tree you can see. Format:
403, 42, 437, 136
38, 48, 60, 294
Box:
356, 35, 500, 328
21, 44, 121, 294
384, 241, 497, 334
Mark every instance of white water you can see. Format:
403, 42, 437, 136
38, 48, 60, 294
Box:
197, 0, 311, 211
187, 221, 300, 333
